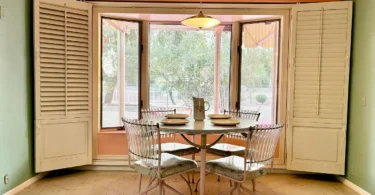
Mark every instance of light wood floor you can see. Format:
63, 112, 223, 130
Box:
17, 170, 358, 195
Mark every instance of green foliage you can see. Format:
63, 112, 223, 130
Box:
255, 94, 267, 104
102, 19, 140, 103
149, 28, 231, 107
241, 47, 274, 89
101, 22, 273, 108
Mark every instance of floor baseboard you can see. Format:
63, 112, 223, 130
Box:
335, 176, 372, 195
3, 172, 49, 195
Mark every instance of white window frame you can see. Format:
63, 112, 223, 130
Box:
100, 17, 143, 129
92, 4, 290, 166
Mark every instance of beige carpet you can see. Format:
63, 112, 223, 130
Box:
17, 170, 358, 195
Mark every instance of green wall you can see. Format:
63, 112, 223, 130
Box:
0, 0, 34, 194
346, 0, 375, 194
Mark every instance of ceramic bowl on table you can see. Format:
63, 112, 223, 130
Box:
207, 114, 231, 119
165, 114, 189, 119
161, 119, 189, 125
211, 119, 240, 126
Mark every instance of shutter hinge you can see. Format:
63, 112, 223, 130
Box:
140, 100, 143, 108
290, 57, 295, 69
140, 45, 144, 53
235, 102, 239, 110
36, 123, 41, 136
237, 45, 241, 53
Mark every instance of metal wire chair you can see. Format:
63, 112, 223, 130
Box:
122, 118, 197, 195
141, 108, 199, 183
141, 108, 176, 138
209, 109, 261, 150
205, 124, 284, 194
205, 109, 260, 184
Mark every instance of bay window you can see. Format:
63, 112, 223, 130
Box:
101, 18, 141, 128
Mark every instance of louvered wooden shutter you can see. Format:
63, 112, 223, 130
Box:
34, 0, 92, 172
287, 2, 352, 175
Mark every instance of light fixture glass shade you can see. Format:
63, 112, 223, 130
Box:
181, 11, 221, 29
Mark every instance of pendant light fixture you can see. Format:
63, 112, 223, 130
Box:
181, 0, 221, 29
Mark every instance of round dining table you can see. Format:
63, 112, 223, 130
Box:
153, 116, 257, 195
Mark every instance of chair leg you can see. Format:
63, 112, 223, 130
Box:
180, 175, 193, 195
138, 174, 142, 192
194, 178, 200, 192
159, 180, 163, 195
139, 179, 159, 195
194, 172, 211, 192
191, 154, 195, 184
218, 182, 236, 195
145, 177, 157, 195
251, 179, 256, 192
192, 135, 196, 184
187, 173, 190, 183
237, 183, 241, 195
240, 184, 253, 195
164, 181, 185, 195
229, 180, 233, 195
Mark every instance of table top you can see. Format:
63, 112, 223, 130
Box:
151, 116, 257, 135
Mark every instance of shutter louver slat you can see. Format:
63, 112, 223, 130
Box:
37, 2, 90, 118
66, 23, 88, 30
40, 24, 65, 32
40, 18, 65, 27
67, 50, 88, 57
67, 17, 88, 25
35, 0, 92, 173
40, 8, 65, 17
66, 8, 89, 17
40, 33, 65, 41
40, 38, 65, 46
40, 13, 65, 22
40, 48, 65, 55
67, 42, 88, 48
292, 8, 349, 120
67, 65, 89, 70
66, 8, 89, 116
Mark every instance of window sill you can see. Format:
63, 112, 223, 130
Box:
99, 129, 126, 134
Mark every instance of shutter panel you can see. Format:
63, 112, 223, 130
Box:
34, 0, 92, 172
287, 2, 352, 175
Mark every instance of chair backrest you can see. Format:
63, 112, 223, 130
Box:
244, 124, 284, 174
122, 118, 161, 168
223, 109, 261, 140
141, 108, 176, 119
224, 109, 261, 121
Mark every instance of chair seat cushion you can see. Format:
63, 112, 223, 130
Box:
158, 142, 200, 156
131, 153, 198, 178
207, 143, 245, 156
206, 155, 266, 181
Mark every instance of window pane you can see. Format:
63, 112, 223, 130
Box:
240, 21, 280, 124
149, 24, 231, 114
101, 18, 140, 128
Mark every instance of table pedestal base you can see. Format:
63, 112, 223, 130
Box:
199, 135, 207, 195
200, 148, 206, 195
